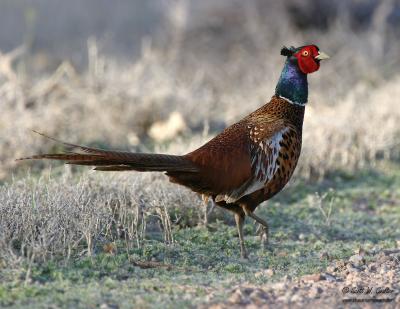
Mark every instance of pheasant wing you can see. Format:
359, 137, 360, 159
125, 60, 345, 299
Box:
168, 119, 291, 203
215, 121, 292, 203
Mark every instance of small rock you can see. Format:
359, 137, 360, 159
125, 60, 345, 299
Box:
387, 270, 395, 280
302, 273, 324, 282
349, 254, 365, 267
336, 260, 346, 267
368, 263, 377, 272
290, 294, 303, 303
371, 246, 380, 254
323, 273, 337, 282
347, 263, 361, 272
250, 289, 269, 303
326, 265, 337, 273
100, 304, 119, 309
228, 290, 244, 304
377, 252, 391, 263
242, 287, 255, 295
383, 248, 400, 255
298, 233, 306, 241
379, 265, 388, 274
283, 275, 292, 282
345, 277, 354, 285
276, 293, 290, 303
334, 260, 347, 274
272, 282, 287, 290
309, 286, 323, 298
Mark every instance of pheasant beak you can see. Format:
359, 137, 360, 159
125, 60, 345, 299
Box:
315, 51, 330, 60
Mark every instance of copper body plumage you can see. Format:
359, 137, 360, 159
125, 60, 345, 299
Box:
19, 45, 329, 258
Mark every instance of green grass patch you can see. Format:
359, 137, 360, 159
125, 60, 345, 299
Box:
1, 163, 400, 308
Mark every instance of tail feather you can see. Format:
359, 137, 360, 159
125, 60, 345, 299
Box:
17, 131, 199, 173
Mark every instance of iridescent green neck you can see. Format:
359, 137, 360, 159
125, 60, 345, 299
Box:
275, 58, 308, 106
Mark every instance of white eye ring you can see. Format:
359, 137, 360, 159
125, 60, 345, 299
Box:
302, 50, 309, 57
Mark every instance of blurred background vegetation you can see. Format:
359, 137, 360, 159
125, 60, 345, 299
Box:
1, 0, 400, 181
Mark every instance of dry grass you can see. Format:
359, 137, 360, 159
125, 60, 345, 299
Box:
2, 45, 399, 180
0, 171, 204, 267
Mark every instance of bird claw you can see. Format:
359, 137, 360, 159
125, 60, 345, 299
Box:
260, 231, 268, 248
256, 225, 269, 249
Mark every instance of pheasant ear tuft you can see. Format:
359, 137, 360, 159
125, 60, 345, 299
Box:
280, 46, 294, 57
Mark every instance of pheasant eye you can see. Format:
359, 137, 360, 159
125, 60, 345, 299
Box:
302, 50, 309, 57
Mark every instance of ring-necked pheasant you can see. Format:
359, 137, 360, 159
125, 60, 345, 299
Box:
18, 45, 329, 258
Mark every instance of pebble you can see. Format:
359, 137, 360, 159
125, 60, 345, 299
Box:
346, 263, 361, 272
272, 282, 287, 290
323, 273, 337, 282
228, 290, 243, 304
368, 263, 377, 272
250, 289, 269, 301
301, 273, 324, 282
283, 275, 292, 282
379, 265, 388, 274
377, 252, 391, 263
100, 304, 118, 309
309, 286, 323, 298
349, 254, 365, 267
386, 270, 395, 279
290, 294, 303, 303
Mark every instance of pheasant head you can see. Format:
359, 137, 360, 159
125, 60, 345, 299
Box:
276, 44, 329, 106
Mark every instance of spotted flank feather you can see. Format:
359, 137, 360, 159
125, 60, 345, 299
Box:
215, 127, 289, 203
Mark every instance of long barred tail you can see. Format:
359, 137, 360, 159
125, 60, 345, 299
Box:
17, 131, 198, 173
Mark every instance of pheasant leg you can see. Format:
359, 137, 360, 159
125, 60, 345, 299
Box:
234, 213, 248, 259
246, 212, 269, 248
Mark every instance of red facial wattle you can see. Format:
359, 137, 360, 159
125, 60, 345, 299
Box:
294, 46, 320, 74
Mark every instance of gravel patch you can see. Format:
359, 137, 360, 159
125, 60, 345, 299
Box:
203, 247, 400, 308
